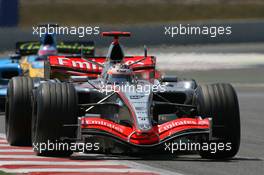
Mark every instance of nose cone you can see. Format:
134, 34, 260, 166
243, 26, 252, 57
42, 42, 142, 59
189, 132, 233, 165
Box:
129, 128, 160, 145
124, 91, 153, 132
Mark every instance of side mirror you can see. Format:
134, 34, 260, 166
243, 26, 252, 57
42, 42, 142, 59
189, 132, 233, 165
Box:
160, 75, 178, 83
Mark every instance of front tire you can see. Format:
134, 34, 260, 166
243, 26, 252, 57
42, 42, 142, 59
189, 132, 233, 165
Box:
32, 82, 78, 157
195, 83, 240, 159
5, 77, 34, 146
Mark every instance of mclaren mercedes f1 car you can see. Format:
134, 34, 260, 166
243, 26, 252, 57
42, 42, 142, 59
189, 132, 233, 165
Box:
5, 32, 240, 159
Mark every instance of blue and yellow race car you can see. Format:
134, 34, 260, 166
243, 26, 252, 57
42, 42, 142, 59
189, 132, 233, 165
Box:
0, 33, 94, 110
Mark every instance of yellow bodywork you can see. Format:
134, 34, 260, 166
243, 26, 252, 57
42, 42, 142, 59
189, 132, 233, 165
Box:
20, 56, 44, 78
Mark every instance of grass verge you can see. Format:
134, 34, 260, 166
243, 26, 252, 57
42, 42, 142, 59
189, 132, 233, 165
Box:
0, 171, 13, 175
20, 4, 264, 27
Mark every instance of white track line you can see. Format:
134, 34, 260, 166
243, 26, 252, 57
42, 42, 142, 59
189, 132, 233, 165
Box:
0, 133, 6, 139
0, 155, 48, 159
0, 149, 33, 152
0, 133, 178, 175
156, 53, 264, 71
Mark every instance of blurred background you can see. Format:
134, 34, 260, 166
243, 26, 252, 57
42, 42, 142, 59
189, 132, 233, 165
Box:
0, 0, 264, 83
0, 2, 264, 175
4, 0, 264, 26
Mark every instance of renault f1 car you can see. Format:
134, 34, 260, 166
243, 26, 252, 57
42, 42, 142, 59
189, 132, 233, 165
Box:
17, 37, 94, 77
5, 32, 240, 159
0, 26, 94, 110
0, 55, 22, 110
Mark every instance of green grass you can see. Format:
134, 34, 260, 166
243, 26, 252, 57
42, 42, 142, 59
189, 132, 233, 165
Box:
0, 171, 13, 175
20, 3, 264, 27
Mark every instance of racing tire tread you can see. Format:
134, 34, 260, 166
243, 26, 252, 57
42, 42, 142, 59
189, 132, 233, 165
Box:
196, 83, 240, 159
32, 82, 77, 157
5, 77, 34, 146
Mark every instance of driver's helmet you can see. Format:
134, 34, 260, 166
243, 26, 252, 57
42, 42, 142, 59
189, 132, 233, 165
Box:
38, 45, 58, 56
106, 64, 133, 84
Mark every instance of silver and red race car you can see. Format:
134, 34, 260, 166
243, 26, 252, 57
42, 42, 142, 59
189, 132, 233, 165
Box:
5, 31, 240, 159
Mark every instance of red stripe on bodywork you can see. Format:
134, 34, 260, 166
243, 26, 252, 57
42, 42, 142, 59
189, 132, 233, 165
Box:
48, 56, 155, 73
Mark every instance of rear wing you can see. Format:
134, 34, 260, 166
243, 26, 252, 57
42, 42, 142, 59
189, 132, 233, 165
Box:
15, 41, 39, 55
15, 41, 95, 56
45, 55, 156, 79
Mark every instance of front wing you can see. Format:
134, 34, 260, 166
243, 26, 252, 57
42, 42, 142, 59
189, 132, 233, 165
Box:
78, 117, 212, 147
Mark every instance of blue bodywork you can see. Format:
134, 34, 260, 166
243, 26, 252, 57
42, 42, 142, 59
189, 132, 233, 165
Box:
0, 32, 94, 111
0, 55, 44, 97
0, 58, 22, 108
0, 33, 56, 109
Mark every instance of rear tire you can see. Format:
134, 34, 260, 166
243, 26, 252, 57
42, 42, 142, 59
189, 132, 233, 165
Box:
32, 82, 78, 157
5, 77, 34, 146
195, 83, 240, 159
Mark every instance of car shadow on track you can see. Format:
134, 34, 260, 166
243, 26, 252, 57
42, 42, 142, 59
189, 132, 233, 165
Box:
70, 153, 263, 162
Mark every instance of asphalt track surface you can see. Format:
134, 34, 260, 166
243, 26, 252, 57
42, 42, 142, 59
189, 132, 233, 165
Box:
134, 87, 264, 175
0, 44, 264, 174
0, 86, 263, 175
0, 73, 264, 175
